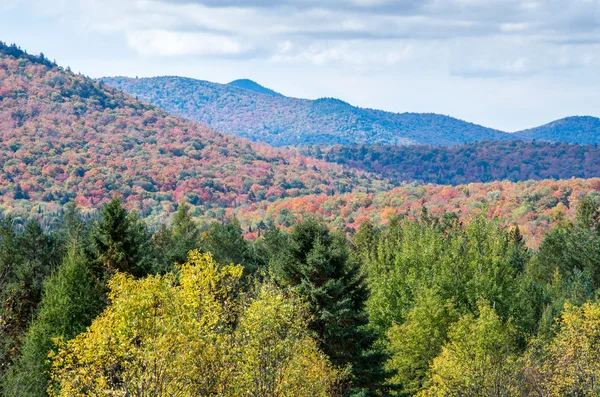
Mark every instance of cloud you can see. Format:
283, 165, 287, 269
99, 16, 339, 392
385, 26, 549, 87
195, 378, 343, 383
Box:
21, 0, 600, 75
125, 30, 249, 56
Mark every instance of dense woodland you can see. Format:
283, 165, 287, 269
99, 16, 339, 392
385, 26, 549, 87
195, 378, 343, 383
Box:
0, 43, 387, 227
234, 178, 600, 247
102, 77, 600, 147
300, 141, 600, 185
2, 42, 600, 396
1, 196, 600, 396
102, 76, 513, 147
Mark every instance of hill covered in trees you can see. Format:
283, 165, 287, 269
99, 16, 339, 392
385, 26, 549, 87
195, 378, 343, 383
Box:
515, 116, 600, 144
102, 75, 600, 147
0, 42, 388, 225
102, 76, 512, 147
300, 141, 600, 185
228, 78, 283, 96
233, 178, 600, 247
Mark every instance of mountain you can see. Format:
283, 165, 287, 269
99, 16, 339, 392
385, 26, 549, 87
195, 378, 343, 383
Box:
515, 116, 600, 144
102, 76, 512, 147
0, 42, 388, 225
227, 79, 282, 96
301, 141, 600, 185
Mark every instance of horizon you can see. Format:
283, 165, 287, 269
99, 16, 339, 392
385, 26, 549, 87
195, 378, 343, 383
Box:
2, 1, 600, 132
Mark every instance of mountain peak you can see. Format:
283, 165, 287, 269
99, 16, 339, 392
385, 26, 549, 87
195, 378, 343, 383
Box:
516, 115, 600, 144
227, 79, 282, 96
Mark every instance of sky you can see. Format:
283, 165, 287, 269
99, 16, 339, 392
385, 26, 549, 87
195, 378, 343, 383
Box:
1, 0, 600, 132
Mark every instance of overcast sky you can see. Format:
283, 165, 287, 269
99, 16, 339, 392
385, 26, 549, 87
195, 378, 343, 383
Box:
2, 0, 600, 131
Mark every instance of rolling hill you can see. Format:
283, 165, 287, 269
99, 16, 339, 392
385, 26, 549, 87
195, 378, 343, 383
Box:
300, 141, 600, 185
102, 76, 513, 147
102, 76, 600, 147
0, 42, 388, 225
232, 178, 600, 247
515, 116, 600, 144
228, 79, 282, 96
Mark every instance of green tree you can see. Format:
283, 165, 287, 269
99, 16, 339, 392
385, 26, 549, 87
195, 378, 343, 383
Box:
421, 302, 522, 397
0, 219, 60, 385
269, 220, 390, 396
3, 247, 104, 396
89, 197, 151, 277
151, 202, 200, 273
386, 291, 458, 395
201, 218, 265, 275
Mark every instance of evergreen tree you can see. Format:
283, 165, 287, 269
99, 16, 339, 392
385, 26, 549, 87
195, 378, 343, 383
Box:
151, 202, 200, 273
89, 197, 151, 277
201, 218, 265, 275
270, 219, 391, 396
3, 247, 104, 397
0, 219, 60, 385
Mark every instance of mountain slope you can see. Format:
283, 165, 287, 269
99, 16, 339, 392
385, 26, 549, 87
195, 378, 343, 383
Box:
228, 79, 282, 96
233, 178, 600, 247
102, 76, 512, 147
515, 116, 600, 144
0, 43, 388, 224
301, 141, 600, 185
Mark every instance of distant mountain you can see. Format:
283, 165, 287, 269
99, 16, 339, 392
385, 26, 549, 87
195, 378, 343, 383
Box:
228, 79, 282, 96
515, 116, 600, 144
102, 76, 513, 147
301, 141, 600, 185
0, 42, 388, 223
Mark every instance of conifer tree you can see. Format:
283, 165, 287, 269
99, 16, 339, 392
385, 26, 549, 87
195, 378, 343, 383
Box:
151, 202, 201, 273
89, 197, 151, 277
3, 247, 104, 397
270, 219, 391, 396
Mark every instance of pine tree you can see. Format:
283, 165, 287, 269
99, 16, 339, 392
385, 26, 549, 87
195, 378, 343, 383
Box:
89, 197, 151, 277
270, 220, 391, 396
201, 218, 265, 275
3, 247, 104, 396
151, 202, 201, 274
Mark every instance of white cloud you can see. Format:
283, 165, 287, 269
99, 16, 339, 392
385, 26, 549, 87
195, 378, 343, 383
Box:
12, 0, 600, 77
125, 30, 247, 56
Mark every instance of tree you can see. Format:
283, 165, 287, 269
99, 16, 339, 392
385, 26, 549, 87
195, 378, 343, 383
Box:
0, 218, 60, 385
200, 217, 265, 275
420, 302, 522, 397
3, 248, 104, 397
48, 251, 342, 397
231, 284, 346, 397
89, 197, 151, 277
269, 220, 391, 396
537, 302, 600, 397
151, 202, 200, 273
386, 291, 458, 395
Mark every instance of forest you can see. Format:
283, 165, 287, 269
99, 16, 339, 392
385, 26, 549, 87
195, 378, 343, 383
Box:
1, 196, 600, 396
1, 41, 600, 397
300, 141, 600, 185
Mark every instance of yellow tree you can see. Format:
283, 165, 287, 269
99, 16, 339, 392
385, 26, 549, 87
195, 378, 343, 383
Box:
230, 285, 346, 397
419, 302, 522, 397
48, 251, 343, 397
540, 302, 600, 397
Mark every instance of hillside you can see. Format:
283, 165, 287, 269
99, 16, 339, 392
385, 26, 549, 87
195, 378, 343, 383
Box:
228, 79, 282, 96
0, 43, 388, 225
301, 141, 600, 185
232, 178, 600, 247
102, 76, 512, 147
515, 116, 600, 144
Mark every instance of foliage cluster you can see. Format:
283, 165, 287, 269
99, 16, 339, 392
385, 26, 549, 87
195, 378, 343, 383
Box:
301, 141, 600, 185
0, 50, 387, 227
102, 76, 512, 147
